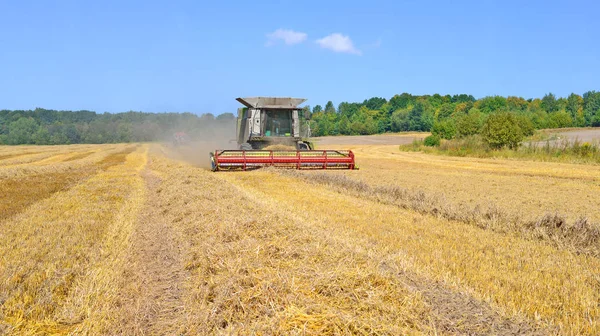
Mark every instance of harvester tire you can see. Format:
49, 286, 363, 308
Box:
209, 152, 218, 172
297, 142, 310, 150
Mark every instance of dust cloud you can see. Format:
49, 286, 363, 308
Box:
160, 117, 237, 169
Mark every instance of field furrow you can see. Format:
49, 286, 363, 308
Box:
0, 145, 138, 222
0, 145, 148, 334
105, 167, 189, 335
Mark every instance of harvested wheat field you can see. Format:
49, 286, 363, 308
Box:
1, 140, 599, 335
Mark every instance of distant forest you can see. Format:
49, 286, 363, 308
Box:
1, 91, 600, 145
306, 91, 600, 137
0, 110, 236, 145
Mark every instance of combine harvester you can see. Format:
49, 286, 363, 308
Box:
172, 131, 190, 147
210, 97, 356, 171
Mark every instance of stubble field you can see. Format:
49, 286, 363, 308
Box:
0, 137, 599, 335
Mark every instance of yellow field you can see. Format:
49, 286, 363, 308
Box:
341, 145, 600, 222
1, 142, 598, 335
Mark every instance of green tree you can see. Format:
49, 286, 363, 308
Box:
50, 131, 69, 145
337, 102, 361, 118
117, 123, 132, 142
475, 96, 507, 113
65, 124, 81, 143
528, 98, 543, 112
541, 93, 559, 113
566, 93, 584, 119
516, 115, 535, 136
557, 97, 568, 112
312, 105, 322, 114
6, 117, 40, 144
349, 106, 368, 135
429, 94, 445, 108
314, 109, 338, 136
309, 120, 321, 136
409, 102, 434, 131
583, 91, 600, 126
377, 103, 393, 133
451, 94, 476, 103
455, 111, 483, 137
338, 115, 350, 135
364, 116, 378, 134
454, 102, 471, 114
529, 109, 549, 129
391, 107, 410, 132
431, 120, 456, 139
548, 111, 573, 128
437, 103, 455, 120
363, 97, 387, 110
506, 96, 528, 111
481, 112, 524, 149
324, 101, 336, 114
389, 93, 413, 110
424, 134, 441, 146
33, 127, 51, 144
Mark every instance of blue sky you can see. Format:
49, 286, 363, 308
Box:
0, 0, 598, 114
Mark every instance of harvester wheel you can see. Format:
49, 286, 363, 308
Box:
297, 142, 309, 150
209, 152, 218, 172
297, 141, 314, 150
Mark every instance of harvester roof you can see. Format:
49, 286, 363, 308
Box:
236, 97, 306, 109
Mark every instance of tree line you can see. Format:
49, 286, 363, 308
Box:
0, 109, 235, 145
306, 91, 600, 137
2, 91, 599, 145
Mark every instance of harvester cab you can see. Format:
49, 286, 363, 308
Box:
235, 97, 312, 150
210, 97, 356, 171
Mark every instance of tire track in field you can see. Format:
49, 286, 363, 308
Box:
114, 166, 188, 335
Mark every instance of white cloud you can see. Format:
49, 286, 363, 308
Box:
316, 33, 361, 55
266, 29, 307, 46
